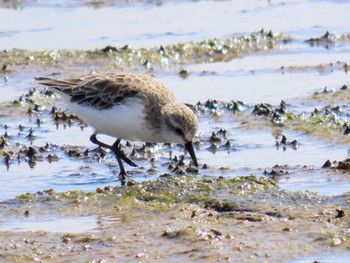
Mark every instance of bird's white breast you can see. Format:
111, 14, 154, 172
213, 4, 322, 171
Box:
61, 94, 158, 142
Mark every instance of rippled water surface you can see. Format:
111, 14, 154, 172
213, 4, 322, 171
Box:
1, 1, 350, 49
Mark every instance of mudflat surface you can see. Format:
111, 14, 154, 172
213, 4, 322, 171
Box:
1, 0, 350, 262
1, 176, 350, 262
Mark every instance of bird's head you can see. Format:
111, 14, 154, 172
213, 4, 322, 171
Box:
161, 103, 198, 166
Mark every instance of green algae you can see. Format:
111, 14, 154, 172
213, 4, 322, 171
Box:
1, 175, 350, 262
101, 175, 278, 207
0, 175, 293, 213
0, 31, 291, 77
278, 87, 350, 145
3, 32, 349, 79
306, 31, 350, 47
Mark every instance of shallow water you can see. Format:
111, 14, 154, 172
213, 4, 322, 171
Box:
1, 105, 349, 199
0, 0, 350, 242
0, 215, 97, 233
165, 70, 349, 105
287, 253, 350, 263
1, 1, 350, 50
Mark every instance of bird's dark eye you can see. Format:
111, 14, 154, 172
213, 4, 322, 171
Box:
175, 128, 183, 136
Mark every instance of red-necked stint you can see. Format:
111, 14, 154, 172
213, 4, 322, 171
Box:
36, 73, 198, 179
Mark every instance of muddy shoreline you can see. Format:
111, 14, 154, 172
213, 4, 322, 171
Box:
1, 176, 350, 262
1, 1, 350, 261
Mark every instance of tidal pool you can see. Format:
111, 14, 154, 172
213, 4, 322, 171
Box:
0, 215, 97, 233
287, 253, 350, 263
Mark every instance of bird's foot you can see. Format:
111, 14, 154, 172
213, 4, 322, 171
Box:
118, 172, 126, 180
118, 172, 128, 186
117, 151, 138, 167
111, 142, 138, 167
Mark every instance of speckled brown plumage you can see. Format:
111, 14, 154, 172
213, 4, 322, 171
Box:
36, 73, 176, 109
36, 73, 179, 130
36, 72, 199, 173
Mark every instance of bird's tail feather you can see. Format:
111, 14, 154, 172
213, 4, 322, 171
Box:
35, 77, 80, 90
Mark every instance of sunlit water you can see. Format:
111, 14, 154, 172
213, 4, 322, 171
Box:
287, 253, 350, 263
0, 215, 97, 233
1, 111, 349, 200
1, 1, 350, 50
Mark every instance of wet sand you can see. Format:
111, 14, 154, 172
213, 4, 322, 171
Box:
1, 0, 350, 262
1, 176, 350, 262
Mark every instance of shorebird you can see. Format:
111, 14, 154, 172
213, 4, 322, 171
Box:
36, 73, 198, 179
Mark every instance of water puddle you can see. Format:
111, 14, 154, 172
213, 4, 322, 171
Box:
287, 253, 350, 263
200, 122, 350, 196
0, 215, 97, 233
186, 49, 349, 74
0, 75, 35, 103
165, 41, 350, 105
277, 169, 350, 196
164, 70, 349, 105
202, 128, 347, 169
0, 159, 121, 201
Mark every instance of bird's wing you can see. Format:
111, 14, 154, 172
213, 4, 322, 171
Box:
36, 75, 141, 110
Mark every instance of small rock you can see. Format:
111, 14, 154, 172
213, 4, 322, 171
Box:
179, 68, 190, 78
210, 132, 222, 142
335, 209, 345, 219
26, 147, 37, 158
191, 211, 197, 218
344, 125, 350, 135
96, 187, 103, 193
336, 160, 350, 170
127, 179, 137, 186
340, 84, 348, 90
101, 45, 118, 52
322, 159, 332, 168
186, 167, 199, 174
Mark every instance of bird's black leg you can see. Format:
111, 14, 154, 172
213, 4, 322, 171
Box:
112, 140, 138, 167
89, 134, 137, 166
90, 134, 112, 150
89, 134, 137, 179
110, 139, 127, 179
110, 139, 128, 179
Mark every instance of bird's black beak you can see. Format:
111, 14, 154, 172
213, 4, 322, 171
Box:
185, 141, 198, 167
